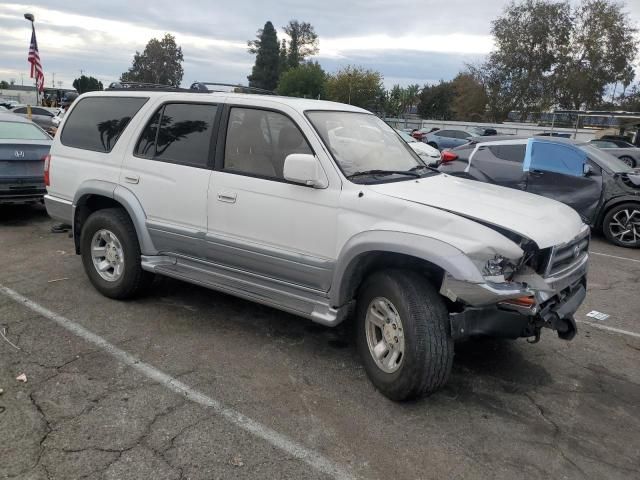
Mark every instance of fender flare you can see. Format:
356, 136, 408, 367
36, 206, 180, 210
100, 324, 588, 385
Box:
328, 230, 484, 306
73, 180, 157, 255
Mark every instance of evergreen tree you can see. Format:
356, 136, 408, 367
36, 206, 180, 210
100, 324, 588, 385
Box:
247, 21, 280, 91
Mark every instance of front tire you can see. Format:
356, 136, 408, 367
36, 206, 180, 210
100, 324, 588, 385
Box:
356, 270, 454, 401
602, 203, 640, 248
80, 208, 154, 298
619, 156, 636, 168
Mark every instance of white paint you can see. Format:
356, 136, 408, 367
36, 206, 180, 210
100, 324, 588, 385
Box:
591, 251, 640, 264
0, 284, 355, 480
577, 320, 640, 339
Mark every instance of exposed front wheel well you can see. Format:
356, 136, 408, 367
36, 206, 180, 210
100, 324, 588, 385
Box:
338, 251, 446, 310
74, 195, 129, 254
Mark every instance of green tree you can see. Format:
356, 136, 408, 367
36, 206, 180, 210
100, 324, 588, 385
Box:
72, 75, 104, 94
277, 61, 326, 98
283, 20, 319, 69
120, 33, 184, 86
479, 0, 572, 121
247, 21, 281, 91
279, 39, 289, 74
417, 81, 455, 120
325, 65, 383, 110
556, 0, 639, 110
450, 72, 487, 121
0, 80, 9, 89
381, 84, 420, 118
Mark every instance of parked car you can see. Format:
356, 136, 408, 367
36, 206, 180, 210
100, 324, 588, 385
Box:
10, 105, 57, 130
590, 139, 640, 168
45, 88, 589, 401
423, 129, 474, 150
468, 126, 498, 136
395, 129, 441, 166
0, 112, 51, 204
439, 136, 640, 248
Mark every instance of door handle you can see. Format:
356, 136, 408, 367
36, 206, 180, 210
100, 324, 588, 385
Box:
124, 175, 139, 184
529, 170, 545, 177
217, 192, 237, 203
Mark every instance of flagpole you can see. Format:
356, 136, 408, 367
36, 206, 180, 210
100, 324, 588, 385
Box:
24, 13, 39, 106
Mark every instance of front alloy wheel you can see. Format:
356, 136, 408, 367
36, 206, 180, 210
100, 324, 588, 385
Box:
603, 203, 640, 248
365, 297, 405, 374
91, 229, 125, 282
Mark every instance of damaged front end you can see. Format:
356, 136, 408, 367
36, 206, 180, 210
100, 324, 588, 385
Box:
442, 226, 590, 342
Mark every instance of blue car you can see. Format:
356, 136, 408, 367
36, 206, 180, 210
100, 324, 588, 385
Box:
422, 129, 474, 150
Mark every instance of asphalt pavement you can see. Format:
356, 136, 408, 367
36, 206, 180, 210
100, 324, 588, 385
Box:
1, 204, 639, 480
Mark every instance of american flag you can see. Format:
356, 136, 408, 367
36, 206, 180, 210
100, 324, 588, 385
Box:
28, 25, 44, 93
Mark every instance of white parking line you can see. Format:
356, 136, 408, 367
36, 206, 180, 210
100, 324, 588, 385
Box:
0, 284, 356, 480
591, 251, 640, 264
577, 320, 640, 339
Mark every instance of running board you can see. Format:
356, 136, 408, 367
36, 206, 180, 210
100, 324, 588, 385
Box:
140, 255, 345, 326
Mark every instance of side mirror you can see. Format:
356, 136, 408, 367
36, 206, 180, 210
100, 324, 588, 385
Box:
283, 154, 328, 188
583, 163, 593, 176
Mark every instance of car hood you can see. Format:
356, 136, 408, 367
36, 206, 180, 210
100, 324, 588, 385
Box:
367, 174, 584, 249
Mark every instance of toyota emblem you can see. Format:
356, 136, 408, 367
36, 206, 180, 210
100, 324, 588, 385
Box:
14, 150, 25, 158
573, 245, 580, 258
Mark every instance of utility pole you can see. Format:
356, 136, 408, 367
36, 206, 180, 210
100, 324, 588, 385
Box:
52, 72, 55, 88
20, 73, 24, 86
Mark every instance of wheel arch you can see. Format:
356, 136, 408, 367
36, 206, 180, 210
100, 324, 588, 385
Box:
72, 181, 157, 255
595, 195, 640, 229
329, 231, 483, 308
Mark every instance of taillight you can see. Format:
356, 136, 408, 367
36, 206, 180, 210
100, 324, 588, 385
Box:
43, 154, 51, 186
440, 150, 458, 163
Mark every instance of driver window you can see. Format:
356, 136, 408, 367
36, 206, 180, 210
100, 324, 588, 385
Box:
526, 142, 586, 177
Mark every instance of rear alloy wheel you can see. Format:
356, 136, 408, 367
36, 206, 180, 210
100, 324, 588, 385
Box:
603, 203, 640, 248
356, 270, 454, 401
619, 156, 636, 168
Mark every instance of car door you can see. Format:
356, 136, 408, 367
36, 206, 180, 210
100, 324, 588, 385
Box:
468, 143, 527, 189
120, 101, 220, 257
524, 139, 603, 222
206, 103, 340, 292
31, 107, 54, 128
432, 130, 457, 149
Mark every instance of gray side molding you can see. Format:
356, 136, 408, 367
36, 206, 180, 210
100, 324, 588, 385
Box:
329, 230, 484, 306
72, 181, 157, 255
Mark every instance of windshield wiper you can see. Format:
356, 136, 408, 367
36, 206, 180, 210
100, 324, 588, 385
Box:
347, 169, 421, 180
408, 164, 440, 174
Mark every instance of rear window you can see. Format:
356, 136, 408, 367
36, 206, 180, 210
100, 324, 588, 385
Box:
61, 97, 148, 153
489, 144, 526, 163
0, 121, 50, 140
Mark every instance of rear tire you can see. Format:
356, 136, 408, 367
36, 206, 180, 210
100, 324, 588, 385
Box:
356, 270, 453, 401
602, 202, 640, 248
80, 208, 154, 299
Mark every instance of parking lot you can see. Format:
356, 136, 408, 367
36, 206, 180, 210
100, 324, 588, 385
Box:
1, 204, 639, 480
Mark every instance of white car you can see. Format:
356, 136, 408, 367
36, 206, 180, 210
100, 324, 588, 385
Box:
44, 84, 589, 401
395, 129, 441, 166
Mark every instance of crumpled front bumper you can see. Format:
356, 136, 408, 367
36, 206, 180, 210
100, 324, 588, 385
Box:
442, 252, 588, 341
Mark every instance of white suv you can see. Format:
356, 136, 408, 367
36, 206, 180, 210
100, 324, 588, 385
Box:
44, 84, 589, 401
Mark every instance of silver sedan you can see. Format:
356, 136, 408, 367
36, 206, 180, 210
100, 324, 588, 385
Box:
590, 139, 640, 168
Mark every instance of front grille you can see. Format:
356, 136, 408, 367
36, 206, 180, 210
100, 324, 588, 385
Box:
544, 231, 589, 278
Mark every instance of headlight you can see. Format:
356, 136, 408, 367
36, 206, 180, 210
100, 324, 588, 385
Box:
483, 255, 517, 281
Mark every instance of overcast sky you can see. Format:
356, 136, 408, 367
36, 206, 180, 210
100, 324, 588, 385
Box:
0, 1, 639, 91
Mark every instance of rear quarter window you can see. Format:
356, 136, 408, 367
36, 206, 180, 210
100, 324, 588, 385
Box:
61, 97, 148, 153
488, 144, 526, 163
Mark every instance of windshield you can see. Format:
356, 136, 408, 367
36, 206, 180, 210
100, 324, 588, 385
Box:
395, 129, 417, 143
0, 121, 50, 140
307, 111, 423, 178
580, 144, 633, 173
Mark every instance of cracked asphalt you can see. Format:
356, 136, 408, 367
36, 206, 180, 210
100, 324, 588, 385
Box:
1, 204, 639, 480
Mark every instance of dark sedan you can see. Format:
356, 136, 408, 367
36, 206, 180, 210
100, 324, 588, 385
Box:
439, 136, 640, 248
0, 113, 52, 205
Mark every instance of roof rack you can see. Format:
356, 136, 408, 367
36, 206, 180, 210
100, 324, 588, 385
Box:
190, 82, 275, 95
107, 81, 195, 92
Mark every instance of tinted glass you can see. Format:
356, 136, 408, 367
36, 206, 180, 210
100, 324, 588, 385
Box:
13, 107, 27, 114
436, 130, 455, 138
225, 107, 312, 179
0, 121, 50, 140
592, 140, 618, 148
154, 103, 217, 167
453, 131, 472, 139
134, 110, 161, 158
33, 108, 52, 116
61, 97, 147, 152
489, 144, 526, 163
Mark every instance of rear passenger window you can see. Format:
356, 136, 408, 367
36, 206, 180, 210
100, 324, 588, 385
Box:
61, 97, 148, 153
488, 145, 526, 163
134, 103, 218, 168
224, 107, 312, 179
